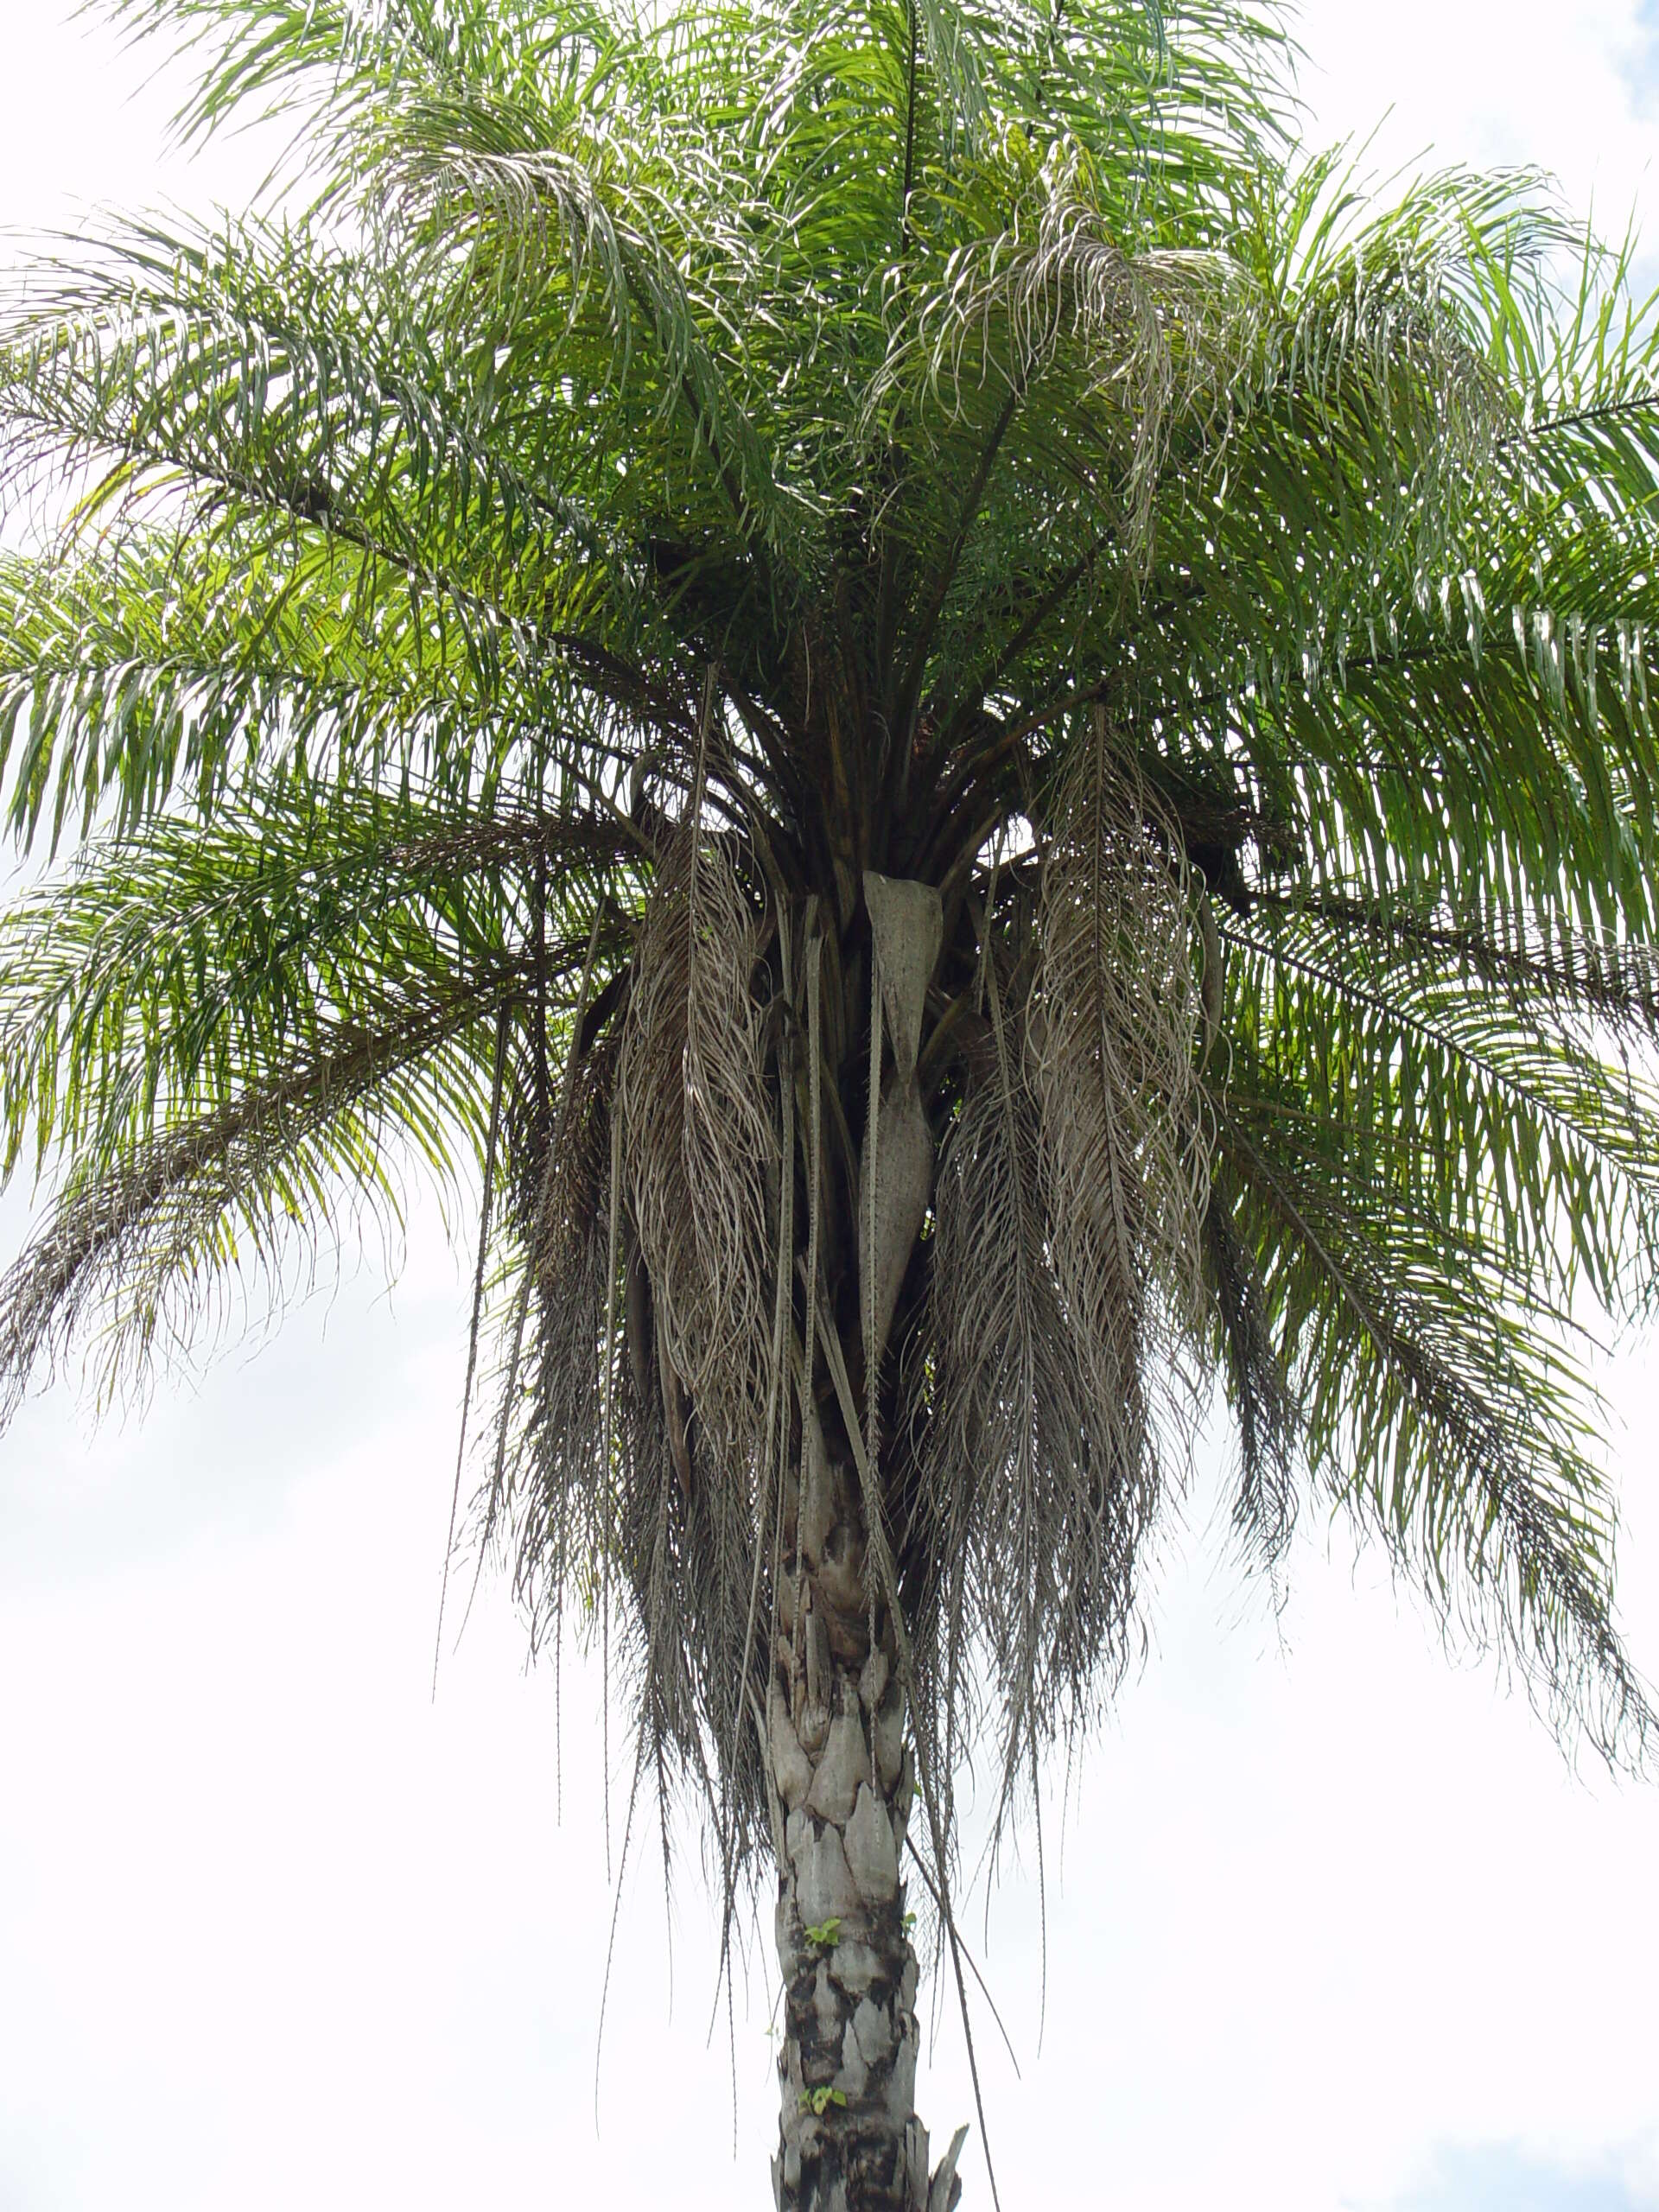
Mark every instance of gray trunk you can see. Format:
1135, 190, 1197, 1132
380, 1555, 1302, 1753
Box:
768, 1422, 964, 2212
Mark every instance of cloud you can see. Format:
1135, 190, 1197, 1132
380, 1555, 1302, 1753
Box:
1294, 0, 1659, 257
1379, 2139, 1659, 2212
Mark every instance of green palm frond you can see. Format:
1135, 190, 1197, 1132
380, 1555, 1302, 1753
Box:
0, 779, 626, 1402
1217, 1071, 1645, 1762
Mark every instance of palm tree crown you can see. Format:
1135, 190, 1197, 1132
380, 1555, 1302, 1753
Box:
3, 1, 1657, 2201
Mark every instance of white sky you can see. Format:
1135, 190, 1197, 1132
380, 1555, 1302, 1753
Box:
1, 6, 1657, 2210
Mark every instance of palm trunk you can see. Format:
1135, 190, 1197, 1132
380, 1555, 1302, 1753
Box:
760, 873, 964, 2209
766, 1421, 963, 2212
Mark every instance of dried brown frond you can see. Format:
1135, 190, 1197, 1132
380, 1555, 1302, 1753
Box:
615, 801, 775, 1471
1201, 1166, 1298, 1567
1027, 709, 1211, 1580
918, 933, 1097, 1812
507, 1038, 618, 1580
493, 921, 779, 1897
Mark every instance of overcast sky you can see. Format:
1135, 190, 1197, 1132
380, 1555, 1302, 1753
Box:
1, 7, 1657, 2210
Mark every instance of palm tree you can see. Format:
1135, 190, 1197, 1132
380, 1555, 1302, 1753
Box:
3, 0, 1657, 2202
